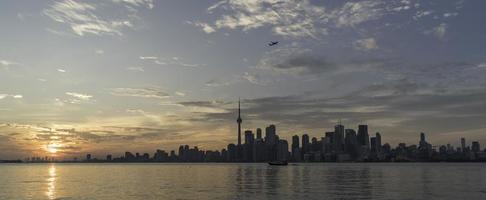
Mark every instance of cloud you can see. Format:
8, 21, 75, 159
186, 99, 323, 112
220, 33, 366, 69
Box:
0, 59, 20, 69
111, 87, 170, 99
205, 79, 233, 87
354, 38, 378, 51
183, 79, 486, 137
178, 100, 231, 114
0, 94, 23, 100
443, 12, 458, 18
0, 60, 19, 66
65, 92, 93, 100
175, 91, 186, 97
126, 66, 145, 72
186, 21, 216, 33
199, 0, 463, 40
425, 23, 447, 39
139, 56, 158, 60
199, 0, 406, 38
241, 72, 268, 85
333, 1, 385, 27
413, 10, 434, 20
205, 72, 269, 87
257, 48, 336, 75
139, 56, 204, 68
57, 69, 67, 73
111, 0, 155, 9
95, 49, 104, 54
43, 0, 154, 36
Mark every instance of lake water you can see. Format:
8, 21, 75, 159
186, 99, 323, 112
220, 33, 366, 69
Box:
0, 163, 485, 200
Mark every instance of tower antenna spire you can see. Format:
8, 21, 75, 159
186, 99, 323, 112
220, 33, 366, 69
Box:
236, 98, 242, 147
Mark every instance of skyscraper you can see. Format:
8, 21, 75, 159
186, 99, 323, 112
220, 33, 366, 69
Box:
344, 129, 358, 157
265, 125, 277, 145
256, 128, 262, 140
324, 132, 334, 153
334, 124, 344, 152
244, 130, 254, 162
376, 132, 382, 152
472, 141, 480, 153
291, 135, 300, 161
461, 138, 466, 152
265, 124, 277, 161
357, 125, 370, 149
277, 139, 289, 161
302, 134, 310, 154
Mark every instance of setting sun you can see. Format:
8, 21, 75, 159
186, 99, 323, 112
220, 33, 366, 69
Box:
46, 144, 61, 154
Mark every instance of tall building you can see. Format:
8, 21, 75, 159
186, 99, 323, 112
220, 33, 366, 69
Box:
244, 130, 255, 145
418, 132, 432, 160
253, 137, 265, 162
256, 128, 262, 140
302, 134, 310, 154
334, 124, 344, 153
420, 132, 426, 146
461, 138, 466, 152
357, 125, 369, 149
324, 132, 334, 153
277, 139, 289, 161
376, 132, 382, 151
291, 135, 301, 161
237, 99, 242, 146
236, 100, 243, 161
227, 144, 236, 162
370, 137, 377, 152
265, 125, 277, 161
472, 141, 480, 153
265, 125, 277, 145
344, 129, 358, 157
244, 130, 255, 162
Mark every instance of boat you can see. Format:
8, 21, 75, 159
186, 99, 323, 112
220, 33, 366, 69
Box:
268, 160, 288, 166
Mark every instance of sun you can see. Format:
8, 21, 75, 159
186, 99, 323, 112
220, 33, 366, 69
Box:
47, 146, 58, 154
46, 143, 61, 154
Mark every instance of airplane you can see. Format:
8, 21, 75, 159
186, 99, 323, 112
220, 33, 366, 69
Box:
268, 41, 279, 46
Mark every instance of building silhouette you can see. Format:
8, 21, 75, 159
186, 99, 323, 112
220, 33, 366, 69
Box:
21, 100, 486, 163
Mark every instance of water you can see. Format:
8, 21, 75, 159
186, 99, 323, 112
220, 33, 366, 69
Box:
0, 163, 485, 200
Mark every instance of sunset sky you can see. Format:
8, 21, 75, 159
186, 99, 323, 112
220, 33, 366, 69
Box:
1, 0, 486, 159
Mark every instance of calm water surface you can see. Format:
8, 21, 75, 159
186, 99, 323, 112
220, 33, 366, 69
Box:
0, 163, 485, 200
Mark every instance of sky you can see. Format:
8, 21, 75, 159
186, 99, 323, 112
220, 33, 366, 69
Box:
1, 0, 486, 159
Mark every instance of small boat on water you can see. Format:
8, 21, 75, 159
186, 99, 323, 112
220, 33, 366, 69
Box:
268, 160, 288, 166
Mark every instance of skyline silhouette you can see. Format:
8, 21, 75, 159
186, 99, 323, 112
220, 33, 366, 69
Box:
17, 101, 486, 163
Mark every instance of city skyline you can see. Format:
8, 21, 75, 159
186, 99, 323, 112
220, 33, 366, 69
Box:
16, 106, 486, 162
2, 0, 486, 159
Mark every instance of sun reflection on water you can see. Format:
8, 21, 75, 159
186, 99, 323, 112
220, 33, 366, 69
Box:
46, 164, 56, 200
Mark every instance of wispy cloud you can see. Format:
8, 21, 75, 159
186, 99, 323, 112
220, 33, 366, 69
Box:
65, 92, 93, 100
111, 87, 170, 99
95, 49, 104, 54
198, 0, 463, 39
126, 66, 145, 72
425, 23, 448, 39
43, 0, 154, 36
175, 91, 186, 97
0, 94, 23, 100
186, 21, 216, 33
139, 56, 204, 68
354, 38, 379, 51
0, 59, 20, 68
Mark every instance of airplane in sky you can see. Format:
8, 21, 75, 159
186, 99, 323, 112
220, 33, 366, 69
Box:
268, 41, 279, 46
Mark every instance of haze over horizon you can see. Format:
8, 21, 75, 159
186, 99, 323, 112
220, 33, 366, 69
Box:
1, 0, 486, 159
